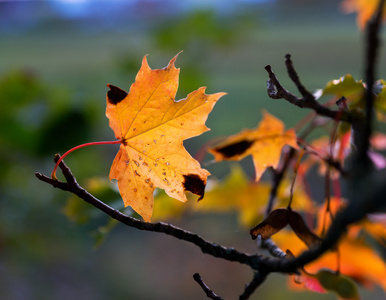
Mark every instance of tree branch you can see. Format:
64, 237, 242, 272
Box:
193, 273, 223, 300
239, 271, 267, 300
359, 0, 385, 160
265, 56, 352, 123
35, 157, 262, 270
35, 147, 386, 296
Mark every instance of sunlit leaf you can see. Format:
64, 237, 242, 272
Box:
209, 111, 298, 181
317, 74, 365, 105
106, 54, 225, 221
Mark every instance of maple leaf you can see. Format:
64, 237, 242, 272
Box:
208, 111, 299, 181
106, 54, 225, 222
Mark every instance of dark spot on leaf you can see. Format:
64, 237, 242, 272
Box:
214, 140, 254, 158
107, 84, 128, 105
183, 174, 206, 200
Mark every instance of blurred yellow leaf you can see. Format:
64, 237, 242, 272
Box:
194, 165, 312, 227
209, 111, 298, 181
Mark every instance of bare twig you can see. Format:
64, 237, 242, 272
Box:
239, 271, 267, 300
265, 56, 352, 123
260, 238, 286, 259
284, 54, 315, 100
193, 273, 223, 300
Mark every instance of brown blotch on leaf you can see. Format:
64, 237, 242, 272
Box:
213, 140, 254, 158
107, 84, 128, 105
183, 174, 206, 200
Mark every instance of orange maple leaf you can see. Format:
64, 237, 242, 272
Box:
106, 54, 225, 222
208, 111, 299, 181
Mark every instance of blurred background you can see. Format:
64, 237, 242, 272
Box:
1, 0, 386, 299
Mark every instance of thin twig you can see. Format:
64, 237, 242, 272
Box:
260, 238, 286, 259
265, 149, 295, 216
265, 56, 352, 123
285, 54, 315, 101
193, 273, 223, 300
239, 271, 267, 300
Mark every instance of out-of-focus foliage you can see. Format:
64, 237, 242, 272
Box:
116, 9, 257, 96
341, 0, 386, 28
209, 111, 298, 181
274, 198, 386, 295
153, 10, 254, 50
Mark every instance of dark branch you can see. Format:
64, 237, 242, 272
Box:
265, 148, 296, 216
35, 158, 262, 270
193, 273, 223, 300
265, 56, 352, 123
239, 271, 268, 300
285, 54, 315, 100
360, 0, 385, 159
36, 152, 386, 293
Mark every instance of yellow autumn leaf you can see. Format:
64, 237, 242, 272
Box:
106, 54, 225, 221
208, 111, 299, 181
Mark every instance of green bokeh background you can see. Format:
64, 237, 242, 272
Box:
1, 0, 386, 299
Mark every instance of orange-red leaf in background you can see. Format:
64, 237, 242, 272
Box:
106, 54, 225, 221
341, 0, 386, 29
208, 111, 298, 181
296, 268, 360, 300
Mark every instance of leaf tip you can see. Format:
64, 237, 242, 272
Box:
167, 51, 183, 70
